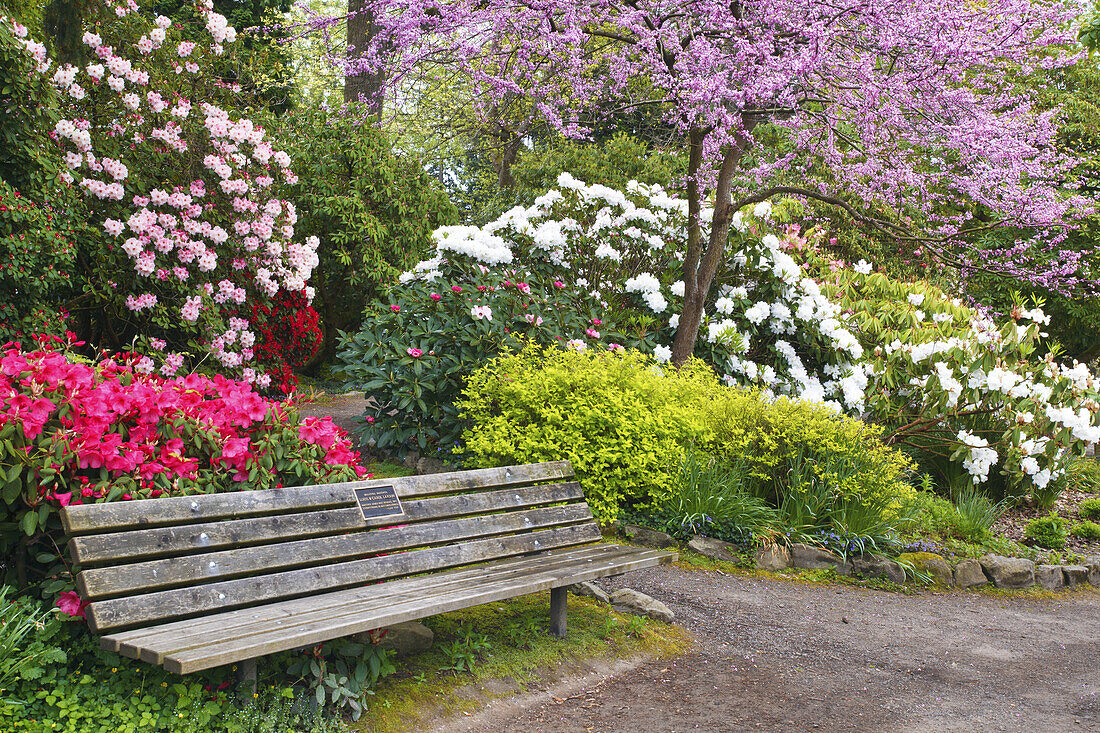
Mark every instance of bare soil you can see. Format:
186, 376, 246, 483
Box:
436, 566, 1100, 733
994, 487, 1100, 557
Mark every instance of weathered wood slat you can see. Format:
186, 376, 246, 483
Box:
163, 547, 671, 673
87, 523, 601, 632
70, 482, 585, 566
61, 462, 573, 534
112, 545, 638, 664
78, 503, 593, 599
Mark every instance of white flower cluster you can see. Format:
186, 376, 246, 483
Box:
434, 226, 514, 266
957, 430, 998, 483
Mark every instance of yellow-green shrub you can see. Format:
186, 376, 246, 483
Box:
459, 346, 713, 520
457, 344, 914, 523
705, 393, 915, 516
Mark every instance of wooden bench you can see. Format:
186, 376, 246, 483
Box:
60, 461, 675, 680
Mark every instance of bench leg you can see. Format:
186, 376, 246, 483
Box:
236, 658, 257, 697
549, 587, 567, 638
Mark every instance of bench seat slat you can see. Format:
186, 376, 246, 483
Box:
79, 503, 593, 599
71, 482, 585, 566
114, 544, 635, 664
62, 462, 573, 534
101, 548, 598, 653
87, 523, 601, 633
142, 545, 673, 674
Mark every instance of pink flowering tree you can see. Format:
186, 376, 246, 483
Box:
7, 0, 318, 385
322, 0, 1086, 365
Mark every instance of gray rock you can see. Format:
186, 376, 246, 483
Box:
359, 622, 434, 657
610, 588, 675, 623
897, 552, 954, 587
790, 543, 851, 575
953, 558, 989, 589
567, 581, 610, 605
1062, 565, 1090, 586
1035, 564, 1065, 590
979, 554, 1035, 589
621, 524, 678, 549
850, 555, 905, 584
754, 544, 791, 571
401, 451, 420, 470
687, 535, 737, 562
415, 456, 453, 475
1083, 556, 1100, 587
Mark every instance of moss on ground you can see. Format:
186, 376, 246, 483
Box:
353, 593, 691, 732
367, 460, 414, 479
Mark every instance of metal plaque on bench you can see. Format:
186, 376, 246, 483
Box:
353, 485, 404, 520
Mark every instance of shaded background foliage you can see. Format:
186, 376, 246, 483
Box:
276, 104, 458, 366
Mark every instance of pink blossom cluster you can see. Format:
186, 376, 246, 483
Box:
6, 1, 320, 377
315, 0, 1091, 295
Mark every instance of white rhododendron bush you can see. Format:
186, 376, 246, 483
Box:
350, 173, 1100, 499
7, 0, 318, 383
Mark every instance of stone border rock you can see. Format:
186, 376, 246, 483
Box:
617, 525, 1100, 593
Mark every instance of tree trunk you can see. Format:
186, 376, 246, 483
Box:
43, 0, 90, 66
670, 118, 759, 366
671, 128, 706, 366
495, 132, 523, 189
344, 0, 387, 112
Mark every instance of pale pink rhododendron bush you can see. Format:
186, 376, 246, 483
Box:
8, 0, 318, 384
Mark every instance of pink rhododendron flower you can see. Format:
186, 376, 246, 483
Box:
56, 591, 89, 618
407, 348, 423, 358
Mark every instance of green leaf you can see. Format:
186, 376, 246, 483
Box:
21, 509, 37, 535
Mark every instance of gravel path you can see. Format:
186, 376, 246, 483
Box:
454, 566, 1100, 733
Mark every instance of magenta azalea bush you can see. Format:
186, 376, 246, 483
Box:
0, 334, 367, 597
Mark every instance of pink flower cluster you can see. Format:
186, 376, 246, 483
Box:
0, 339, 367, 507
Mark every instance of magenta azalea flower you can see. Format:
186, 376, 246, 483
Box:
56, 591, 89, 619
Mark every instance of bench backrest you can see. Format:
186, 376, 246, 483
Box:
61, 461, 598, 634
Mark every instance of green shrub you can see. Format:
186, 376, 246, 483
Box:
458, 344, 915, 533
276, 104, 458, 364
459, 346, 714, 519
1079, 497, 1100, 520
901, 490, 963, 539
509, 133, 687, 209
1024, 512, 1068, 549
1071, 520, 1100, 540
1067, 456, 1100, 494
287, 640, 395, 720
703, 389, 914, 517
0, 593, 359, 731
0, 587, 66, 699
